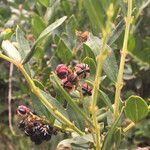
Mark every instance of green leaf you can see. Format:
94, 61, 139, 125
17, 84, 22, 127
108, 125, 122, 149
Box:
82, 44, 96, 62
85, 34, 101, 56
67, 106, 85, 130
39, 0, 49, 7
31, 15, 46, 37
1, 40, 22, 62
84, 0, 104, 34
40, 89, 70, 123
57, 134, 93, 150
86, 80, 113, 112
33, 79, 44, 90
31, 93, 54, 122
83, 57, 96, 75
112, 128, 122, 149
108, 19, 125, 45
85, 34, 118, 82
124, 96, 149, 122
98, 90, 113, 112
38, 16, 67, 41
16, 26, 31, 76
102, 108, 123, 150
56, 37, 73, 64
16, 26, 31, 58
103, 52, 118, 83
51, 73, 93, 127
23, 16, 67, 64
128, 36, 150, 65
66, 15, 78, 46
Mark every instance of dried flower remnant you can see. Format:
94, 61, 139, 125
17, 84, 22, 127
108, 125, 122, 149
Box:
76, 31, 89, 42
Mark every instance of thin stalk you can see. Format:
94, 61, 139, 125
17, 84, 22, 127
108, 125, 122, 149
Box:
91, 37, 108, 150
0, 53, 83, 136
91, 3, 114, 149
29, 112, 74, 133
8, 63, 15, 135
91, 54, 105, 147
113, 0, 133, 120
123, 122, 135, 133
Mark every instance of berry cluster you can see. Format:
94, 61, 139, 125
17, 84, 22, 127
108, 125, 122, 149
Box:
56, 63, 92, 96
17, 105, 58, 145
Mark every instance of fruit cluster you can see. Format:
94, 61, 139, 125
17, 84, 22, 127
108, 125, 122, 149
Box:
17, 105, 58, 145
56, 63, 92, 96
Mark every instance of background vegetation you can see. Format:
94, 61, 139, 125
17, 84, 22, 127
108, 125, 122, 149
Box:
0, 0, 149, 149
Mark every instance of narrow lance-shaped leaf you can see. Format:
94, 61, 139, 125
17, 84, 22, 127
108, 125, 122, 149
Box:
83, 57, 96, 75
16, 26, 31, 76
56, 36, 73, 64
31, 93, 55, 123
85, 34, 118, 82
40, 89, 70, 123
107, 19, 125, 46
31, 15, 46, 37
66, 15, 78, 46
84, 0, 104, 34
51, 73, 94, 127
102, 108, 123, 150
82, 44, 96, 62
16, 26, 31, 58
1, 40, 22, 62
23, 16, 67, 64
38, 16, 67, 41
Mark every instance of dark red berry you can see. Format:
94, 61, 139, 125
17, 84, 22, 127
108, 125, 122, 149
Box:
17, 105, 31, 117
62, 78, 75, 92
75, 63, 90, 79
56, 64, 70, 79
67, 73, 78, 85
82, 83, 92, 96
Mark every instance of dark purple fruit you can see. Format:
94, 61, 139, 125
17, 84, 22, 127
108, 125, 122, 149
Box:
18, 120, 25, 129
24, 128, 34, 136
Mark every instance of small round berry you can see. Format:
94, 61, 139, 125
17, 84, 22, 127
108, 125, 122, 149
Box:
17, 105, 31, 117
39, 125, 52, 141
82, 83, 92, 96
30, 132, 43, 145
56, 64, 69, 79
67, 73, 78, 85
62, 78, 75, 92
33, 121, 40, 127
18, 120, 25, 129
48, 125, 54, 132
52, 128, 58, 135
75, 63, 90, 79
24, 127, 34, 136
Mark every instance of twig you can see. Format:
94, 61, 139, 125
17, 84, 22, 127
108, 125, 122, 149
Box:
8, 63, 15, 135
91, 4, 114, 149
123, 122, 135, 133
0, 53, 83, 136
113, 0, 133, 120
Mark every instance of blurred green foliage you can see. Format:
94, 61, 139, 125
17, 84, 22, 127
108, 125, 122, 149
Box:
0, 0, 149, 149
